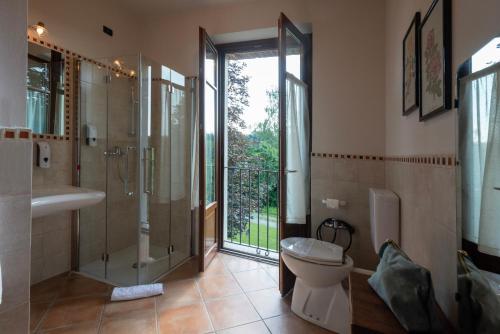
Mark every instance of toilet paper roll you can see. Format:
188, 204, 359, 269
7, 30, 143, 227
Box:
322, 198, 340, 209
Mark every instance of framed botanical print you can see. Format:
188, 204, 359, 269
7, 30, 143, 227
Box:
403, 12, 420, 115
419, 0, 452, 121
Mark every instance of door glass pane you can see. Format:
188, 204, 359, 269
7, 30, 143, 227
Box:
205, 84, 216, 205
285, 74, 310, 224
202, 32, 218, 263
205, 48, 217, 86
281, 19, 310, 225
285, 30, 302, 79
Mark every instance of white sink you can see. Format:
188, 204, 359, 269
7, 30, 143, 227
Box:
32, 185, 105, 218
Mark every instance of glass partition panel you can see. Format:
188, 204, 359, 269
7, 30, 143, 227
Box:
205, 83, 217, 205
78, 60, 109, 281
140, 59, 171, 283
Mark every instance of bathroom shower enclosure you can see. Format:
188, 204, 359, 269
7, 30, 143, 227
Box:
76, 54, 196, 286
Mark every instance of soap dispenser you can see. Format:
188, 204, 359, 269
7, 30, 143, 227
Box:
86, 124, 98, 147
37, 141, 51, 168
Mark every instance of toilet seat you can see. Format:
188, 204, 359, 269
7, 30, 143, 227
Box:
281, 237, 344, 266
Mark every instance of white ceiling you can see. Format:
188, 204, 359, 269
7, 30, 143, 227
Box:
115, 0, 254, 15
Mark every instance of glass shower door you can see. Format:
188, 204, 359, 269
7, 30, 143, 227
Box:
104, 56, 140, 286
138, 61, 192, 283
138, 60, 172, 283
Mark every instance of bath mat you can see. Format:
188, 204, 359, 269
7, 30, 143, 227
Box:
111, 283, 164, 301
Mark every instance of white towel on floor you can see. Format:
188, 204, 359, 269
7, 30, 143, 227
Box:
111, 283, 164, 301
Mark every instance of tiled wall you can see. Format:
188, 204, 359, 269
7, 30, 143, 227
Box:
0, 139, 32, 332
0, 0, 31, 331
28, 32, 76, 284
31, 139, 73, 284
311, 153, 458, 322
311, 155, 385, 270
385, 160, 457, 322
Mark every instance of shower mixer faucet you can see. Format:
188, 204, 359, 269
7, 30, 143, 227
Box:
104, 146, 124, 158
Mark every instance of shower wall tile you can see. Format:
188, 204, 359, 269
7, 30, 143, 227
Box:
311, 156, 385, 271
385, 161, 457, 323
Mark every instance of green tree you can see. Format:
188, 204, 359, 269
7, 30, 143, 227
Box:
227, 60, 250, 167
226, 60, 252, 238
247, 88, 279, 208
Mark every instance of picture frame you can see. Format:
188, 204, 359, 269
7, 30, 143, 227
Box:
402, 12, 421, 116
419, 0, 452, 121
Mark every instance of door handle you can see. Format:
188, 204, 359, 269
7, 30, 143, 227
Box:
284, 169, 298, 174
124, 146, 136, 196
494, 187, 500, 191
143, 147, 155, 194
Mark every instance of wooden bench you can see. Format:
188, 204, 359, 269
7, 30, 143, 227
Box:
349, 272, 455, 334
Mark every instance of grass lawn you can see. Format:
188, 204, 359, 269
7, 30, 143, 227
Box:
262, 206, 278, 217
230, 223, 278, 251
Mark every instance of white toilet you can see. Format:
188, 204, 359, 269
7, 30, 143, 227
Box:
281, 188, 399, 334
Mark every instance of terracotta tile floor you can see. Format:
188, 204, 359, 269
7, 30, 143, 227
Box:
30, 253, 333, 333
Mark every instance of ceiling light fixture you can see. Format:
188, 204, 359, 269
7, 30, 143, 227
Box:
31, 22, 47, 37
113, 60, 122, 68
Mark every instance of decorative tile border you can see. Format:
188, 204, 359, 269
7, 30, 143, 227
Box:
311, 152, 456, 167
27, 34, 134, 78
385, 155, 456, 167
311, 152, 384, 161
27, 33, 135, 143
0, 128, 32, 141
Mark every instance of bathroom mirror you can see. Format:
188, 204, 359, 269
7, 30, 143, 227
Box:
457, 35, 500, 331
26, 41, 66, 136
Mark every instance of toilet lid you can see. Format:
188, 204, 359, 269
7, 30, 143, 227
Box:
280, 237, 344, 265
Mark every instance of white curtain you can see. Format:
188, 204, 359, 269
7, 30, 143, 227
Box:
285, 73, 310, 224
156, 82, 171, 204
26, 90, 47, 133
171, 86, 187, 201
460, 64, 500, 256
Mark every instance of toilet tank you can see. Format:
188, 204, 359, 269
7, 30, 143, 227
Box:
369, 188, 399, 254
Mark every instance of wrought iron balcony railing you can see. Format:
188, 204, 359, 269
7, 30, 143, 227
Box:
224, 166, 279, 259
